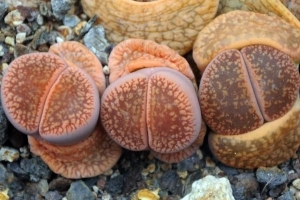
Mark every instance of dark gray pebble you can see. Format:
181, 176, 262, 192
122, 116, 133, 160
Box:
45, 190, 63, 200
256, 167, 287, 189
7, 161, 29, 179
0, 163, 8, 183
105, 175, 124, 194
0, 1, 8, 20
158, 170, 183, 196
177, 152, 203, 172
8, 177, 25, 198
49, 177, 72, 191
51, 0, 73, 20
20, 157, 53, 182
66, 180, 95, 200
123, 165, 144, 194
278, 190, 294, 200
183, 171, 201, 196
218, 163, 240, 176
231, 173, 259, 199
268, 183, 286, 198
83, 25, 111, 65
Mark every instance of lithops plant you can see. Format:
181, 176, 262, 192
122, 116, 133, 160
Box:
101, 38, 206, 163
193, 11, 300, 73
218, 0, 300, 29
1, 41, 122, 178
80, 0, 219, 55
194, 11, 300, 168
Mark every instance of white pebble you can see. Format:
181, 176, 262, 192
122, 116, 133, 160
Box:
0, 146, 19, 162
5, 36, 15, 46
293, 179, 300, 190
56, 36, 64, 43
16, 32, 26, 44
103, 65, 110, 75
4, 9, 25, 26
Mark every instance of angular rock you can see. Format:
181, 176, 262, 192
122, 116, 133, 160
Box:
231, 173, 259, 199
66, 180, 95, 200
0, 146, 19, 162
105, 175, 124, 195
181, 175, 234, 200
83, 25, 111, 65
20, 157, 52, 182
158, 170, 183, 196
256, 167, 287, 188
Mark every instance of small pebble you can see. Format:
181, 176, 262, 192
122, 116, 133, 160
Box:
17, 5, 38, 21
205, 156, 216, 168
147, 163, 156, 173
182, 175, 234, 200
0, 146, 19, 162
49, 177, 72, 191
51, 0, 73, 20
66, 180, 95, 200
231, 173, 259, 200
20, 157, 53, 182
105, 175, 124, 195
74, 21, 87, 36
16, 24, 31, 35
177, 171, 188, 179
0, 1, 8, 20
45, 191, 63, 200
278, 191, 294, 200
293, 178, 300, 190
19, 146, 30, 158
7, 161, 28, 179
4, 9, 25, 26
5, 36, 15, 46
83, 25, 111, 64
63, 14, 80, 27
256, 166, 287, 189
36, 14, 44, 25
137, 189, 160, 200
103, 65, 110, 75
57, 25, 74, 41
39, 2, 52, 17
158, 170, 183, 196
37, 179, 49, 196
16, 32, 26, 44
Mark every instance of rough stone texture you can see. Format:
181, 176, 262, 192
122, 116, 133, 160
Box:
66, 180, 95, 200
51, 0, 73, 20
105, 175, 124, 195
256, 167, 288, 188
7, 161, 29, 180
20, 157, 53, 182
181, 175, 235, 200
45, 191, 63, 200
231, 173, 259, 200
37, 179, 49, 196
83, 25, 111, 65
158, 170, 183, 196
278, 190, 294, 200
